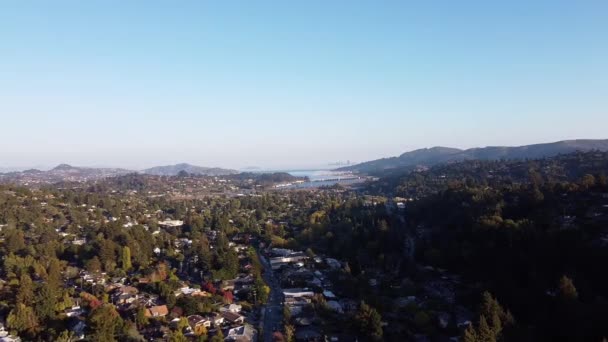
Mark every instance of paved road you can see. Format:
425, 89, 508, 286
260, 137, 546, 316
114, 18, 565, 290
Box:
258, 251, 284, 342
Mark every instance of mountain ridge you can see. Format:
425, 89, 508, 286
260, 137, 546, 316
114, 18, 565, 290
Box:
0, 163, 238, 185
337, 139, 608, 173
141, 163, 238, 176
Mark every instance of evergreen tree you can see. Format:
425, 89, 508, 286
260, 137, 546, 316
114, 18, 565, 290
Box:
477, 315, 496, 342
7, 303, 39, 337
88, 304, 123, 342
35, 283, 58, 321
171, 329, 188, 342
463, 325, 478, 342
355, 301, 383, 341
5, 229, 26, 254
209, 328, 224, 342
47, 257, 62, 291
490, 309, 502, 338
16, 274, 35, 306
197, 236, 213, 271
558, 275, 578, 301
56, 330, 76, 342
135, 307, 149, 328
86, 256, 102, 273
465, 292, 515, 341
122, 246, 132, 271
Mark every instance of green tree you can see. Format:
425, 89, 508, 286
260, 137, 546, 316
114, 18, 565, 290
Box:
56, 330, 76, 342
355, 301, 383, 341
196, 236, 213, 271
135, 307, 149, 328
177, 317, 189, 331
255, 280, 270, 304
285, 323, 295, 342
463, 324, 478, 342
16, 274, 35, 306
86, 256, 102, 273
122, 246, 132, 271
464, 292, 515, 341
47, 257, 62, 291
7, 303, 39, 337
477, 315, 496, 342
210, 328, 224, 342
5, 229, 26, 254
558, 275, 578, 301
283, 306, 291, 324
88, 304, 123, 342
171, 329, 188, 342
35, 282, 58, 321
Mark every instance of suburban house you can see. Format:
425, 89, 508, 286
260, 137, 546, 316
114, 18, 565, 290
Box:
220, 303, 242, 313
187, 315, 211, 335
207, 312, 224, 327
111, 285, 139, 305
221, 311, 245, 325
225, 325, 257, 342
145, 305, 169, 318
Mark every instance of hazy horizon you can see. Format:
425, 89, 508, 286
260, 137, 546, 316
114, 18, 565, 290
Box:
2, 137, 608, 172
2, 2, 607, 170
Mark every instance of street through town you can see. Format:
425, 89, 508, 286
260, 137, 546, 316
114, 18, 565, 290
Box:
258, 250, 284, 342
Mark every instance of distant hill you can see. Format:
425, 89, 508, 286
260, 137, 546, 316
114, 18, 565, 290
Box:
338, 139, 608, 174
0, 164, 131, 185
228, 172, 308, 185
141, 163, 238, 176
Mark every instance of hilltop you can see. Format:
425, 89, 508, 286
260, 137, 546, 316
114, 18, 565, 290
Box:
338, 139, 608, 174
141, 163, 239, 176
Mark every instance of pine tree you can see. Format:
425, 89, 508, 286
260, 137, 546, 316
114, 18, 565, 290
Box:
209, 328, 224, 342
5, 230, 26, 253
171, 329, 188, 342
47, 258, 62, 292
558, 275, 578, 301
35, 283, 58, 321
463, 324, 478, 342
16, 274, 35, 306
135, 307, 149, 328
478, 315, 496, 342
197, 236, 213, 271
122, 246, 132, 271
88, 304, 123, 342
86, 256, 102, 273
503, 310, 515, 326
7, 303, 39, 336
476, 291, 514, 340
490, 309, 502, 338
355, 301, 383, 341
285, 323, 295, 342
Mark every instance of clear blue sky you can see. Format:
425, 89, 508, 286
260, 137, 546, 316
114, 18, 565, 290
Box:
1, 1, 607, 170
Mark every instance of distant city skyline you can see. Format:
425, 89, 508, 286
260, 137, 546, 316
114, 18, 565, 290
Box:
1, 1, 607, 169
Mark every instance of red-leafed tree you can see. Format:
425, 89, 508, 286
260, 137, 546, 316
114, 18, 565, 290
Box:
80, 292, 102, 310
222, 290, 234, 303
202, 282, 217, 294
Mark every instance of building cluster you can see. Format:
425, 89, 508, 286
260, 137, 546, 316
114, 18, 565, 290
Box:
46, 233, 261, 341
264, 248, 359, 341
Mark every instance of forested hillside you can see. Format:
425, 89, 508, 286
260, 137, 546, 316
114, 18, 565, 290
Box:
339, 139, 608, 174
